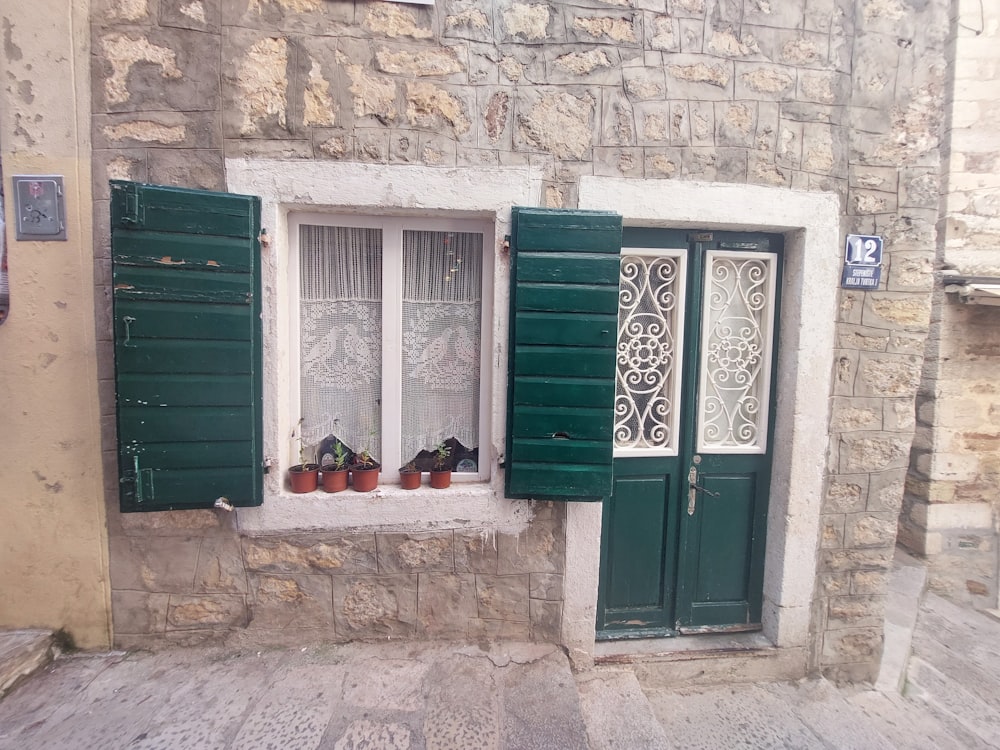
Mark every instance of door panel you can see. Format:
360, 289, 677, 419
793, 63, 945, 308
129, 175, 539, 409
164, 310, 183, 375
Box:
598, 230, 781, 638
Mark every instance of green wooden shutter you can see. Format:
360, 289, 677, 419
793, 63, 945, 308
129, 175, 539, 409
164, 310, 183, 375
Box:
110, 181, 263, 512
505, 207, 622, 501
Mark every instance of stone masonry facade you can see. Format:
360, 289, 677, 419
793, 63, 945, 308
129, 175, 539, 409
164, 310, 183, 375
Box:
900, 1, 1000, 609
92, 0, 950, 682
109, 501, 566, 649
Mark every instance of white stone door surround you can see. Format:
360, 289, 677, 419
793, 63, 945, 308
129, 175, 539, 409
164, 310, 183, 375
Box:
564, 177, 841, 658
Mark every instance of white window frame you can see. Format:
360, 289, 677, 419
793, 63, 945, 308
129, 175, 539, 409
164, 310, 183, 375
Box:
289, 212, 495, 484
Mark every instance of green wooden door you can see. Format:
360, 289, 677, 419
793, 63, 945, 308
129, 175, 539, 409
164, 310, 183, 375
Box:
111, 181, 263, 512
598, 229, 782, 637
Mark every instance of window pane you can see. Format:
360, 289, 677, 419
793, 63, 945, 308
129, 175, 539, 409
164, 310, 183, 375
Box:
299, 225, 382, 462
401, 230, 482, 472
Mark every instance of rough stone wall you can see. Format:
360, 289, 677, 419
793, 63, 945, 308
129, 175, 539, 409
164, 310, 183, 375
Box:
90, 0, 949, 679
901, 0, 1000, 608
109, 501, 565, 648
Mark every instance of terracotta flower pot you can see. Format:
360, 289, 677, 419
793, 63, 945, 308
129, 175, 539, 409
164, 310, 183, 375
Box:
429, 469, 452, 489
399, 470, 421, 490
350, 463, 380, 492
288, 464, 320, 493
321, 467, 348, 493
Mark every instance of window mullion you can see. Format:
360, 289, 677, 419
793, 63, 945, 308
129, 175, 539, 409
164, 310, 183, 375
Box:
382, 222, 403, 479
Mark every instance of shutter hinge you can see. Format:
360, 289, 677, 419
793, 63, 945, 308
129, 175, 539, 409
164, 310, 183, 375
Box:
121, 184, 144, 226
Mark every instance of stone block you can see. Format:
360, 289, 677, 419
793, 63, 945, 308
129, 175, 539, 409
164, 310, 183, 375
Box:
417, 573, 478, 638
529, 599, 562, 641
111, 590, 169, 634
94, 111, 220, 151
93, 26, 221, 113
851, 569, 889, 596
827, 594, 887, 629
513, 88, 597, 160
479, 87, 513, 148
823, 477, 867, 514
714, 101, 757, 148
497, 517, 564, 575
830, 397, 882, 432
682, 147, 748, 181
747, 154, 790, 187
221, 0, 354, 32
911, 501, 994, 531
833, 350, 858, 396
866, 469, 905, 512
882, 398, 915, 431
567, 11, 641, 46
378, 531, 455, 574
468, 618, 532, 641
820, 547, 894, 573
734, 63, 796, 101
166, 594, 248, 630
476, 575, 530, 621
248, 574, 334, 630
624, 67, 667, 101
820, 515, 845, 549
147, 149, 225, 191
243, 534, 377, 575
117, 509, 224, 536
499, 1, 560, 43
529, 572, 563, 601
443, 6, 495, 44
601, 89, 637, 146
542, 46, 624, 86
109, 535, 202, 593
818, 571, 852, 597
594, 147, 645, 178
332, 575, 418, 638
221, 28, 294, 138
665, 55, 734, 100
455, 529, 499, 573
160, 0, 221, 32
820, 626, 883, 665
856, 352, 922, 398
404, 81, 475, 141
224, 138, 314, 159
836, 324, 890, 352
840, 433, 911, 472
194, 535, 247, 593
845, 512, 899, 548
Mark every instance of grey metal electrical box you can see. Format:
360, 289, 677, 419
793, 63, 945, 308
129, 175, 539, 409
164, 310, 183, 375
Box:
12, 175, 67, 241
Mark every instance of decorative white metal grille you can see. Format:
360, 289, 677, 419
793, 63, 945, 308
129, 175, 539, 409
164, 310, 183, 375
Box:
615, 252, 684, 454
697, 251, 776, 453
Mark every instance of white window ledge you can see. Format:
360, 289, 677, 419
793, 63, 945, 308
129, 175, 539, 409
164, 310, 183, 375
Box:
236, 481, 535, 534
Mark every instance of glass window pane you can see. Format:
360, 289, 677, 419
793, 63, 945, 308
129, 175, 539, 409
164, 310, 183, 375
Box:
299, 225, 382, 462
401, 230, 482, 472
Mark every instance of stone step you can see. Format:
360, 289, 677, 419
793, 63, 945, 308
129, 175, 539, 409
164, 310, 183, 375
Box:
577, 668, 672, 749
904, 655, 1000, 748
0, 630, 54, 699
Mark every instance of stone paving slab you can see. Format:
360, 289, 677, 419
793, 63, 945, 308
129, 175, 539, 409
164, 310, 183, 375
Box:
0, 630, 53, 698
0, 641, 586, 750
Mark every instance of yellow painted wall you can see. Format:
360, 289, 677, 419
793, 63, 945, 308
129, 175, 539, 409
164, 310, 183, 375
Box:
0, 0, 110, 649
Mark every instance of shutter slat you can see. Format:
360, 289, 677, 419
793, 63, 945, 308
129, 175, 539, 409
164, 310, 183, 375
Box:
111, 180, 263, 512
505, 207, 622, 501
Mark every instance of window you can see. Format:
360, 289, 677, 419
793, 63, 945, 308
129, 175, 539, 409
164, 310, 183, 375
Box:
290, 214, 493, 483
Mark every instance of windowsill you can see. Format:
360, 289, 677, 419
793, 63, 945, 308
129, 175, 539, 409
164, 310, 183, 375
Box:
237, 481, 532, 534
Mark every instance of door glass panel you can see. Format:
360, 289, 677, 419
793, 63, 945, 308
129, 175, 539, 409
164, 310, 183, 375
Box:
614, 249, 686, 456
696, 251, 776, 454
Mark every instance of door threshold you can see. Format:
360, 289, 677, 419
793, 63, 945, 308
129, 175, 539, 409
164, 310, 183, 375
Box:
594, 630, 773, 664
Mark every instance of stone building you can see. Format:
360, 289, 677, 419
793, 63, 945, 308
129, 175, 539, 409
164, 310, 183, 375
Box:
2, 0, 995, 685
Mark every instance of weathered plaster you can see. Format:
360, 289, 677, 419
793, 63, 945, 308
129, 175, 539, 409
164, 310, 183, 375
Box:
0, 0, 109, 648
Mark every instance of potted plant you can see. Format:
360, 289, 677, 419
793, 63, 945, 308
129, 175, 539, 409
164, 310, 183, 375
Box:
321, 441, 350, 493
350, 446, 381, 492
429, 442, 452, 489
398, 460, 421, 490
288, 419, 319, 493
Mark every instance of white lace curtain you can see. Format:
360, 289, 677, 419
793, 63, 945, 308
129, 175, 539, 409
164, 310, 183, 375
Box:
401, 230, 482, 463
298, 224, 481, 467
299, 225, 382, 459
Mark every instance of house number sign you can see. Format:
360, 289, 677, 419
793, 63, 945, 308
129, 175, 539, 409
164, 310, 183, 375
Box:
840, 234, 883, 290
